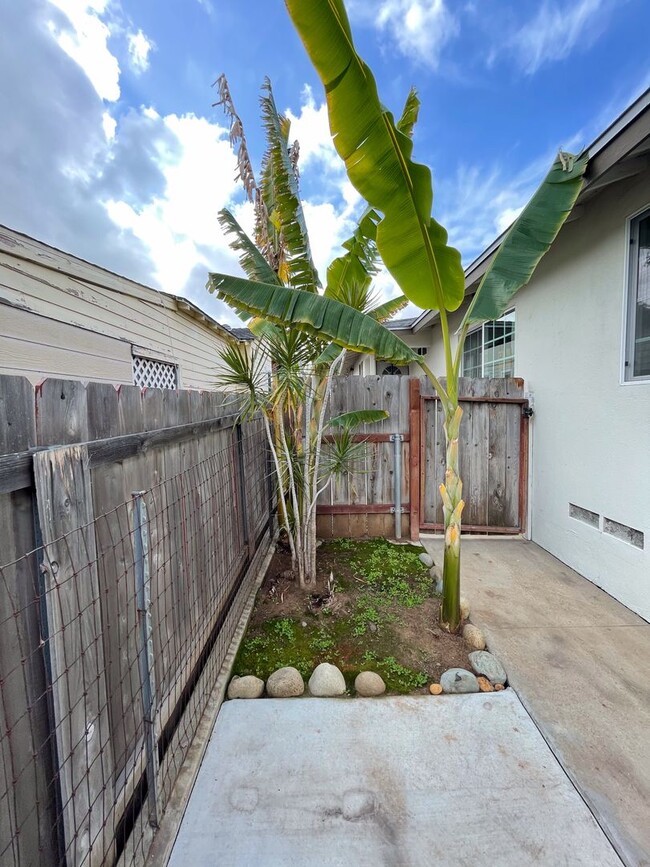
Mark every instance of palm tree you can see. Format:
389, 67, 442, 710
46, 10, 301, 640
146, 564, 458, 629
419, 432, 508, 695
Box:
209, 9, 587, 629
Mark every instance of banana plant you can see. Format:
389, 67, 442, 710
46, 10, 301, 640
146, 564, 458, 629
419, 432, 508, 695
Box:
214, 75, 409, 587
210, 4, 588, 630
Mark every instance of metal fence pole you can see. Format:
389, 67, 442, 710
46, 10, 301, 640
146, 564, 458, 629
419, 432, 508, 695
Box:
235, 423, 251, 558
132, 491, 159, 829
390, 434, 403, 539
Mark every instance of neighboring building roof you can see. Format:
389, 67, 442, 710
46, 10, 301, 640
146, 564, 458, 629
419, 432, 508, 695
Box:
407, 87, 650, 334
0, 224, 252, 343
386, 316, 417, 330
230, 327, 255, 341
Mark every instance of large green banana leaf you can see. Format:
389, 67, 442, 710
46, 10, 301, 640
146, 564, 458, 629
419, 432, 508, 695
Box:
217, 208, 281, 286
327, 409, 389, 429
208, 273, 418, 365
464, 150, 588, 324
369, 294, 409, 322
326, 207, 380, 297
396, 87, 420, 139
260, 78, 320, 292
285, 0, 464, 312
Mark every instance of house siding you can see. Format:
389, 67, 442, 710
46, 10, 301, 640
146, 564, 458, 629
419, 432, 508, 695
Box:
0, 226, 231, 389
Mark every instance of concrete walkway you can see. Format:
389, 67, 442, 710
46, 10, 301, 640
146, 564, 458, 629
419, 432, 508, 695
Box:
422, 536, 650, 867
169, 691, 620, 866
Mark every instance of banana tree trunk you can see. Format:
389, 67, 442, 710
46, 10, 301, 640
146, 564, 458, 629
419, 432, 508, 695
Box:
440, 405, 464, 632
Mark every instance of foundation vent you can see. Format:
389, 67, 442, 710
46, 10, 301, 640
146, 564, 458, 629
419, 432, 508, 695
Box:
569, 504, 599, 529
603, 518, 644, 550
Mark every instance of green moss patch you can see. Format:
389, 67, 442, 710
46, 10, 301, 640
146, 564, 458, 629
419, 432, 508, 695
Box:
233, 537, 468, 694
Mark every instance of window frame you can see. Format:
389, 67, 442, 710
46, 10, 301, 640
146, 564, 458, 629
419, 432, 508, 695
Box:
461, 308, 516, 379
623, 206, 650, 383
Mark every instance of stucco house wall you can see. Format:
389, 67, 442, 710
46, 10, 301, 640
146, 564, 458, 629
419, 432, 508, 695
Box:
512, 172, 650, 620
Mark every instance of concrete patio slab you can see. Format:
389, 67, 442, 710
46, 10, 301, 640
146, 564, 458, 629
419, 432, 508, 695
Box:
169, 691, 620, 866
422, 537, 650, 867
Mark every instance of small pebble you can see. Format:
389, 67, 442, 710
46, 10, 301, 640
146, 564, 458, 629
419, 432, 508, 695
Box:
477, 676, 494, 693
429, 683, 443, 695
494, 683, 505, 691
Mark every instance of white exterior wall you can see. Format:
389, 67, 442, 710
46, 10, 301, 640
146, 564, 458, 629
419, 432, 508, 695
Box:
0, 227, 233, 389
512, 174, 650, 620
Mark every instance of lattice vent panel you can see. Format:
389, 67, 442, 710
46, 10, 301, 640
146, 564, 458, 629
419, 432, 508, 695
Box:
132, 355, 178, 389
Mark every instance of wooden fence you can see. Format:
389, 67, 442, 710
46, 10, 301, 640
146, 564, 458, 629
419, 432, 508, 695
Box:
317, 375, 529, 540
0, 376, 273, 867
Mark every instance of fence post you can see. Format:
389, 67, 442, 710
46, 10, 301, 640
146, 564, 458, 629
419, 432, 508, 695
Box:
235, 422, 252, 559
132, 491, 159, 829
409, 378, 421, 541
390, 434, 404, 539
265, 434, 275, 534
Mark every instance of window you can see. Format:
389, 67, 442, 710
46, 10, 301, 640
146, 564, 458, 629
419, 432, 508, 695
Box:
379, 363, 409, 376
462, 310, 515, 378
625, 209, 650, 381
132, 354, 178, 389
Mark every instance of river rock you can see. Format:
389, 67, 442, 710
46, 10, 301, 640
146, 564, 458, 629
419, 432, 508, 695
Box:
460, 596, 470, 620
440, 668, 480, 694
429, 683, 443, 695
266, 666, 305, 697
419, 552, 434, 568
227, 675, 265, 699
355, 671, 386, 697
468, 651, 507, 685
463, 623, 486, 651
309, 663, 346, 697
430, 566, 443, 594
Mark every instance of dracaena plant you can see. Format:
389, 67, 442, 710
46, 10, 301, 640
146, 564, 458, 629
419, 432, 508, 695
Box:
212, 75, 408, 587
209, 6, 588, 631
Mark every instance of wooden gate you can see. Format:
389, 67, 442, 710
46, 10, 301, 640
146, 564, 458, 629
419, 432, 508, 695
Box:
316, 375, 529, 540
416, 377, 529, 535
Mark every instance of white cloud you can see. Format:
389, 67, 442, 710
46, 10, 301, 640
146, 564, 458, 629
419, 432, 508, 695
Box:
350, 0, 459, 69
439, 149, 563, 265
285, 86, 340, 174
47, 0, 120, 101
196, 0, 215, 17
509, 0, 607, 75
495, 206, 523, 234
102, 110, 116, 140
105, 109, 241, 295
284, 88, 369, 286
127, 28, 154, 73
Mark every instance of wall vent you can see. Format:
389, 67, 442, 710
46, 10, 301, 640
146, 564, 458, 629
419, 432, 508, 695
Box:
133, 355, 178, 389
603, 518, 644, 550
569, 503, 599, 528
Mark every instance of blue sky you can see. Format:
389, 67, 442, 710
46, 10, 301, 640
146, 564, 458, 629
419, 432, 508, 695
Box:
1, 0, 649, 324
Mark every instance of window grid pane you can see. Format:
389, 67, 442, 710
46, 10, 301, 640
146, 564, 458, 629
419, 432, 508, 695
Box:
633, 214, 650, 377
462, 312, 515, 378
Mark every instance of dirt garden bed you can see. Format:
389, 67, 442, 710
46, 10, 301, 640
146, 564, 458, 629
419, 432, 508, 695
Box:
232, 537, 471, 694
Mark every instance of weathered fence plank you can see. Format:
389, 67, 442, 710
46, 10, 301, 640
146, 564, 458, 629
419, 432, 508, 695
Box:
318, 375, 527, 538
0, 376, 56, 866
34, 445, 115, 867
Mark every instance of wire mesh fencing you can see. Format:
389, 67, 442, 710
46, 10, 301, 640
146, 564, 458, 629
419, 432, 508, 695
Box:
0, 415, 273, 867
